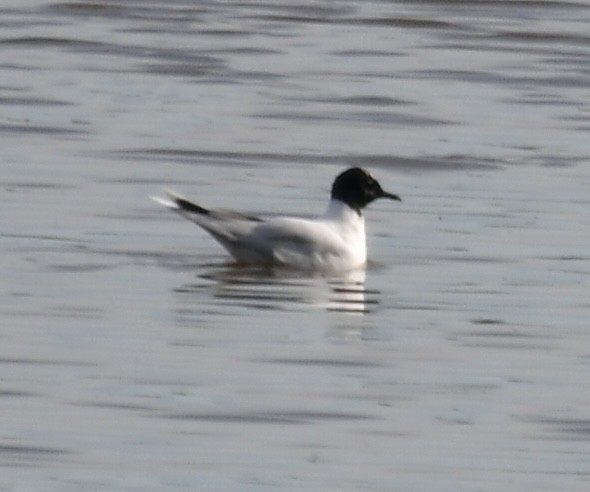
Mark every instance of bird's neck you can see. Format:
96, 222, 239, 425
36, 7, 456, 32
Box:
323, 198, 367, 264
323, 199, 364, 223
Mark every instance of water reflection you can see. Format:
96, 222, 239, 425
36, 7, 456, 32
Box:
326, 269, 374, 315
173, 264, 379, 316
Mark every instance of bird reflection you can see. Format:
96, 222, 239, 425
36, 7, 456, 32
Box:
327, 269, 374, 314
173, 264, 379, 315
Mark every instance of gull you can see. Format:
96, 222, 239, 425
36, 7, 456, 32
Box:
152, 167, 400, 272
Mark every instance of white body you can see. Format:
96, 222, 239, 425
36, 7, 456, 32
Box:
153, 192, 367, 272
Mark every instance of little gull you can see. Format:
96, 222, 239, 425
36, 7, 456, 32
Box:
152, 167, 401, 272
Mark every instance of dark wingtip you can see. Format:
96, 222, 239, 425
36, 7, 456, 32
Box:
175, 197, 209, 215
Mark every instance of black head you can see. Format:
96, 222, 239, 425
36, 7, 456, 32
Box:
331, 167, 401, 213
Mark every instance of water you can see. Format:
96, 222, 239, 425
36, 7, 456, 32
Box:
1, 1, 590, 490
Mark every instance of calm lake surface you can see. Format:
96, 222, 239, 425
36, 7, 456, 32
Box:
2, 1, 590, 490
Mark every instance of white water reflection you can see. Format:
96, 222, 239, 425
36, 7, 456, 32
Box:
173, 264, 377, 316
326, 268, 371, 314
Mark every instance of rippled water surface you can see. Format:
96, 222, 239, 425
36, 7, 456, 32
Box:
2, 1, 590, 490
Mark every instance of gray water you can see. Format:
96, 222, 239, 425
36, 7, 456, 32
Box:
2, 1, 590, 490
